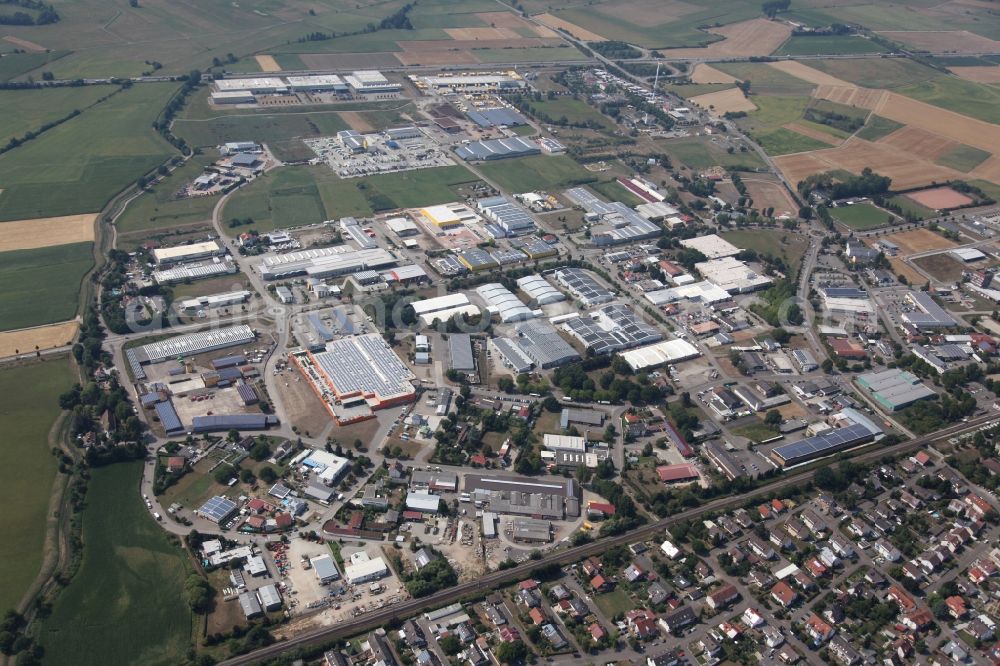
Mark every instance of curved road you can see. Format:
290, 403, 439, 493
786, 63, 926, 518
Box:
219, 412, 999, 665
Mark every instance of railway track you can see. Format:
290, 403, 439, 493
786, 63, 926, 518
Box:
220, 413, 999, 665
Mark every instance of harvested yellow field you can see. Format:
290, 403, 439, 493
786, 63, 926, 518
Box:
971, 155, 1000, 185
445, 27, 520, 40
254, 55, 281, 72
886, 228, 958, 254
477, 11, 559, 37
665, 19, 791, 58
875, 92, 1000, 155
890, 257, 925, 285
768, 60, 852, 86
812, 85, 886, 110
0, 321, 77, 358
773, 137, 964, 191
880, 30, 1000, 54
690, 87, 756, 116
950, 66, 1000, 83
534, 13, 606, 41
0, 213, 96, 252
878, 126, 958, 161
690, 64, 738, 84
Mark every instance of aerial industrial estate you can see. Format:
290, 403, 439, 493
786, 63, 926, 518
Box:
5, 1, 1000, 665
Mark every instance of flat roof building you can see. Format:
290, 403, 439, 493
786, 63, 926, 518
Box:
152, 261, 237, 284
260, 247, 396, 281
133, 325, 255, 365
856, 369, 936, 412
448, 333, 475, 371
510, 320, 580, 368
552, 268, 614, 307
695, 257, 773, 294
455, 137, 540, 161
215, 77, 287, 93
311, 554, 341, 583
679, 234, 741, 259
771, 408, 881, 467
476, 196, 536, 237
344, 552, 389, 584
561, 303, 662, 355
619, 338, 700, 371
563, 187, 660, 246
303, 333, 416, 411
153, 240, 224, 266
902, 291, 957, 329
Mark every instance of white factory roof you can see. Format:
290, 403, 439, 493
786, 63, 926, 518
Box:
386, 217, 419, 234
285, 74, 345, 87
542, 433, 586, 452
215, 77, 286, 92
133, 325, 254, 364
152, 240, 221, 263
635, 201, 681, 220
406, 491, 442, 512
951, 247, 987, 262
475, 283, 535, 323
517, 274, 566, 305
344, 553, 388, 582
644, 281, 732, 306
695, 257, 773, 294
178, 290, 250, 310
350, 70, 389, 84
619, 338, 701, 370
679, 234, 741, 259
411, 293, 470, 315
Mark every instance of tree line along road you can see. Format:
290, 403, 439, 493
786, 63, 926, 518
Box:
219, 412, 1000, 666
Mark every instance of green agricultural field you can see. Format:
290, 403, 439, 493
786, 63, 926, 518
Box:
888, 195, 933, 220
0, 85, 113, 148
359, 166, 480, 210
476, 155, 596, 193
713, 63, 817, 95
0, 50, 69, 81
970, 180, 1000, 203
775, 35, 885, 56
115, 155, 219, 242
831, 202, 892, 230
174, 110, 348, 162
754, 127, 832, 156
722, 229, 811, 275
39, 462, 193, 666
897, 76, 1000, 125
808, 58, 942, 89
856, 115, 905, 141
0, 358, 76, 612
935, 144, 992, 173
473, 45, 588, 63
224, 164, 480, 233
589, 179, 644, 207
736, 95, 813, 131
522, 96, 614, 129
0, 83, 178, 222
0, 242, 93, 331
547, 0, 764, 49
656, 136, 767, 171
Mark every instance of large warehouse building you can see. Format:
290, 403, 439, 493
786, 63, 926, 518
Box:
292, 333, 416, 424
563, 187, 660, 246
855, 369, 936, 412
561, 304, 662, 355
153, 241, 225, 266
260, 247, 397, 281
465, 473, 580, 520
455, 137, 540, 161
619, 338, 701, 371
770, 409, 882, 467
128, 325, 256, 377
552, 268, 614, 307
517, 275, 565, 305
476, 196, 536, 237
475, 283, 535, 323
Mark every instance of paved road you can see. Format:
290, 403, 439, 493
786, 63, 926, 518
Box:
217, 412, 1000, 665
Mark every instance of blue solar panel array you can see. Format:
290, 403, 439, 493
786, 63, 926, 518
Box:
308, 313, 334, 342
154, 400, 183, 434
772, 423, 874, 465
